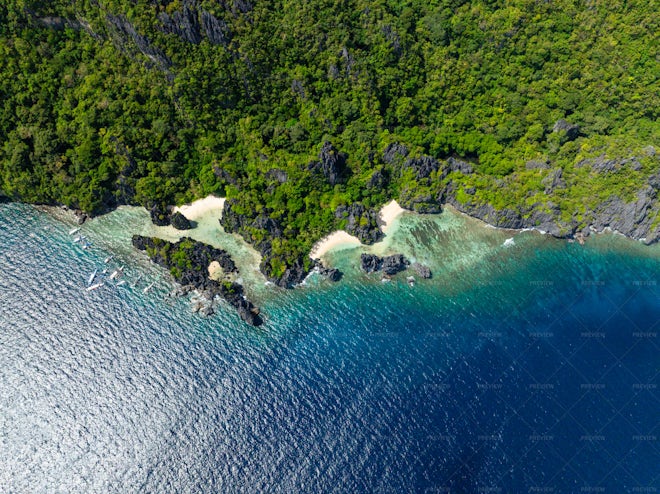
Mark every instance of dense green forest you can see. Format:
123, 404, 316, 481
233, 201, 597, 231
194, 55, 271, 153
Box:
0, 0, 657, 284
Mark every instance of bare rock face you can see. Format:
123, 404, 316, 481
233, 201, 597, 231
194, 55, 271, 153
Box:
542, 168, 566, 194
309, 141, 348, 185
382, 143, 409, 165
447, 157, 474, 174
403, 155, 446, 180
552, 119, 580, 142
360, 254, 383, 273
381, 254, 410, 275
106, 14, 171, 70
360, 253, 410, 275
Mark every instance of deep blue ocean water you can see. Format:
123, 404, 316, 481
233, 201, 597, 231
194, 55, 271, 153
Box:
0, 202, 658, 493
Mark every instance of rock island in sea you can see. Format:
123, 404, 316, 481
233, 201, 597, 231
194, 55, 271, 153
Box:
131, 235, 263, 326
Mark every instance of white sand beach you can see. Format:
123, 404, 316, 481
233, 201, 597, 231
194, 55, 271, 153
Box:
174, 195, 226, 220
309, 230, 362, 259
378, 200, 406, 234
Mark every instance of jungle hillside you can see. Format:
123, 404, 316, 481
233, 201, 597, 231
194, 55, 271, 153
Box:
0, 0, 658, 285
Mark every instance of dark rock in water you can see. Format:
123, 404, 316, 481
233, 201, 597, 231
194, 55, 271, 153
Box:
381, 254, 410, 275
317, 262, 343, 282
360, 253, 410, 275
74, 210, 89, 225
131, 235, 262, 325
411, 263, 432, 279
263, 257, 307, 289
309, 141, 348, 185
170, 211, 192, 230
150, 203, 171, 226
360, 254, 383, 273
552, 119, 580, 141
335, 203, 384, 244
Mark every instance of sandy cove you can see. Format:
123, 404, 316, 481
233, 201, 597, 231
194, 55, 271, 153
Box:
309, 200, 407, 259
378, 200, 406, 234
173, 195, 226, 221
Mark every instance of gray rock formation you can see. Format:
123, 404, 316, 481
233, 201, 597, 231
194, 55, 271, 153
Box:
542, 168, 566, 194
411, 263, 432, 279
447, 157, 474, 174
335, 203, 384, 244
170, 211, 192, 230
360, 253, 410, 275
309, 141, 347, 185
552, 119, 580, 141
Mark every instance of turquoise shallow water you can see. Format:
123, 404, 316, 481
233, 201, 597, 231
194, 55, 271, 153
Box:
0, 202, 658, 493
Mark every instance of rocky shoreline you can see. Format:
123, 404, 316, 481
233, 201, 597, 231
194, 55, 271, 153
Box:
132, 235, 263, 326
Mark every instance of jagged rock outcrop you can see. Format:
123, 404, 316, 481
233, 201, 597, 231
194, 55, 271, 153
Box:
577, 154, 642, 173
266, 168, 288, 183
334, 203, 384, 244
360, 254, 383, 273
526, 159, 552, 170
552, 119, 580, 141
106, 14, 171, 70
170, 211, 192, 230
588, 186, 658, 243
366, 168, 389, 189
132, 235, 262, 325
411, 262, 432, 279
382, 143, 409, 165
220, 199, 307, 287
150, 203, 171, 226
403, 155, 446, 180
360, 253, 410, 275
158, 5, 201, 44
447, 157, 474, 174
397, 189, 443, 213
317, 263, 343, 282
309, 141, 347, 185
382, 254, 410, 275
157, 2, 231, 46
542, 168, 566, 194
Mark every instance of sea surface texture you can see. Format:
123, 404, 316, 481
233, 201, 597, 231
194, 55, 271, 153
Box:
0, 203, 658, 493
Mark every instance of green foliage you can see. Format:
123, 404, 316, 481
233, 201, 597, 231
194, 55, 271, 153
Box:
0, 0, 657, 270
